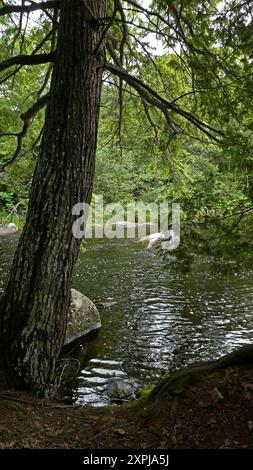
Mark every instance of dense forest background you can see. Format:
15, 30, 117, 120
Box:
0, 0, 252, 272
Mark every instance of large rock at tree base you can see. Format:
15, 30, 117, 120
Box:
0, 223, 19, 236
64, 289, 101, 347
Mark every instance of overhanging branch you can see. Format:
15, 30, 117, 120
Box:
0, 52, 55, 74
0, 93, 49, 172
106, 62, 224, 141
0, 1, 60, 17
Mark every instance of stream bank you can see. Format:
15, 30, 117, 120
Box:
0, 355, 253, 449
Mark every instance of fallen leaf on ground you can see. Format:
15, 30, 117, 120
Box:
113, 428, 126, 435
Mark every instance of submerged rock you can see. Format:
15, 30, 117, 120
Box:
0, 223, 19, 236
95, 300, 117, 310
106, 378, 141, 403
64, 289, 101, 348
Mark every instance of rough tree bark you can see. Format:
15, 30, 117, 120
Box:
0, 0, 107, 393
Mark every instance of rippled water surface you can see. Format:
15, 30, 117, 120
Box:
1, 235, 253, 405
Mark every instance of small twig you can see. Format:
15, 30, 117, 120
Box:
0, 93, 49, 172
93, 0, 119, 56
0, 202, 23, 227
142, 99, 159, 140
214, 212, 245, 247
0, 393, 81, 409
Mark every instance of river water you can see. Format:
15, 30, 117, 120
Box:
1, 235, 253, 405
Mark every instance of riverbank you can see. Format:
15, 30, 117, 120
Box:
0, 362, 253, 449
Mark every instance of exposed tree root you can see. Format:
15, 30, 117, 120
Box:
150, 345, 253, 399
142, 345, 253, 424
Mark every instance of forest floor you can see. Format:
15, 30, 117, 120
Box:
0, 364, 253, 449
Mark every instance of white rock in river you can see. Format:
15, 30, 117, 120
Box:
139, 232, 165, 249
0, 222, 19, 236
139, 230, 177, 250
64, 289, 101, 346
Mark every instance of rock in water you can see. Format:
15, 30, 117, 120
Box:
139, 232, 164, 249
139, 231, 175, 250
106, 378, 140, 403
0, 223, 19, 236
64, 289, 101, 347
95, 300, 117, 310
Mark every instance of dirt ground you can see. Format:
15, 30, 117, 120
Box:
0, 365, 253, 449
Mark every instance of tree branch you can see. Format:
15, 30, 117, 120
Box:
94, 0, 119, 55
0, 1, 60, 17
163, 0, 194, 36
141, 99, 159, 141
0, 52, 55, 74
106, 62, 224, 141
0, 93, 49, 172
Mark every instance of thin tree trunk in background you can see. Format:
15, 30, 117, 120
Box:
0, 0, 107, 393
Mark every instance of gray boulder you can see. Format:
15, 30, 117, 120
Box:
64, 289, 101, 347
0, 223, 19, 236
106, 378, 141, 403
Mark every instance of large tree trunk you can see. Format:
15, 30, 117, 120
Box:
0, 0, 107, 393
